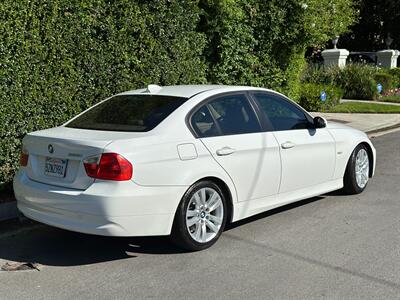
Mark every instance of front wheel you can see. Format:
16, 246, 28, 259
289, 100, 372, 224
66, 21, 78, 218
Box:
171, 181, 227, 251
343, 144, 370, 194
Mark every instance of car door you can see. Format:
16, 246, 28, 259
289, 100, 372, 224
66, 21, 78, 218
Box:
189, 93, 281, 202
251, 92, 336, 194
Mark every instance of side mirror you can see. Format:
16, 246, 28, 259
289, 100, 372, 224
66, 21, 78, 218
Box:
313, 116, 327, 128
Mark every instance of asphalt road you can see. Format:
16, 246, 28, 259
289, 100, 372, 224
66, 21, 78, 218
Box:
1, 130, 399, 299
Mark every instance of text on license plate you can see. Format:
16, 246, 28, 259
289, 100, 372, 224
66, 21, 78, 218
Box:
44, 157, 68, 178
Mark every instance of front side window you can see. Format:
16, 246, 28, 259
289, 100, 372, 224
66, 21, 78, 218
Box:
252, 93, 311, 131
207, 94, 261, 135
66, 94, 187, 132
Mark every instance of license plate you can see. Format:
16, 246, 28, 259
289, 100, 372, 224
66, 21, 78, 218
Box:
44, 157, 68, 178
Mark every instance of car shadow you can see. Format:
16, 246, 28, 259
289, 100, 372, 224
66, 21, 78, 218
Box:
0, 195, 325, 267
0, 224, 191, 268
225, 195, 325, 231
323, 189, 347, 196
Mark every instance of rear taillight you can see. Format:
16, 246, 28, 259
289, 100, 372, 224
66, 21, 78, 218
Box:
83, 153, 133, 181
83, 155, 100, 178
20, 150, 29, 167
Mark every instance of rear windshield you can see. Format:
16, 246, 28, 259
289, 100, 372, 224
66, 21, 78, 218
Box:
66, 94, 187, 132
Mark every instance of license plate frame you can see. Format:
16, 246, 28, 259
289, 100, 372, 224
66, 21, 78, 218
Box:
44, 157, 68, 178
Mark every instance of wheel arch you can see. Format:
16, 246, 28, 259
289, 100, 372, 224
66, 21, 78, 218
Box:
174, 176, 235, 224
345, 141, 375, 178
359, 141, 374, 177
197, 176, 234, 224
170, 175, 235, 250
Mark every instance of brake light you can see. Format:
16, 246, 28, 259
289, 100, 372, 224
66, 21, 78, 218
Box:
83, 153, 133, 181
20, 150, 29, 167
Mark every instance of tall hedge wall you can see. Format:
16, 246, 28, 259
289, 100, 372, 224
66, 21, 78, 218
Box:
0, 0, 207, 185
199, 0, 306, 94
0, 0, 356, 186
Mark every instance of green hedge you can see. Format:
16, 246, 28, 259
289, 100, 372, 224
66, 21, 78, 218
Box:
298, 83, 343, 111
0, 0, 357, 186
199, 0, 308, 94
388, 68, 400, 88
0, 0, 207, 185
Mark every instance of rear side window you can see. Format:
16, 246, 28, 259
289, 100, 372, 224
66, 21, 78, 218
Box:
208, 94, 261, 135
191, 106, 219, 137
66, 95, 187, 132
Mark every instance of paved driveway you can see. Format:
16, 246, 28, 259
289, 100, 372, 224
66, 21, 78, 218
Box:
1, 131, 399, 299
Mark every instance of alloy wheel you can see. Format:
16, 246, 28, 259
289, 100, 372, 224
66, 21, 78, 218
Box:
185, 187, 224, 243
355, 148, 369, 189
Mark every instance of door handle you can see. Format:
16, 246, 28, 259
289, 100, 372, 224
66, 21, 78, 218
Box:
281, 141, 295, 149
216, 147, 236, 156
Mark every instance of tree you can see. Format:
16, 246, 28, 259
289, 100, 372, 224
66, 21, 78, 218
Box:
198, 0, 357, 98
340, 0, 400, 51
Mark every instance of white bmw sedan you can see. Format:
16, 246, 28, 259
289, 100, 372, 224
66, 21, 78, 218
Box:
14, 85, 376, 250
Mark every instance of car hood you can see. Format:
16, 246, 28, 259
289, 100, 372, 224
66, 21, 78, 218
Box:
326, 121, 353, 130
326, 121, 368, 137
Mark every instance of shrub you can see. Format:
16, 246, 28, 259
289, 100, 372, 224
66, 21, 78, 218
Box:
374, 72, 393, 93
301, 64, 341, 86
335, 64, 378, 100
298, 83, 343, 111
302, 64, 379, 100
388, 68, 400, 88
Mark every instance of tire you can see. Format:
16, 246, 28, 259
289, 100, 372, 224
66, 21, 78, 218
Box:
171, 180, 227, 251
343, 144, 370, 195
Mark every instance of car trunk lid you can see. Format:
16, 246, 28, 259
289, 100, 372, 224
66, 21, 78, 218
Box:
22, 126, 138, 190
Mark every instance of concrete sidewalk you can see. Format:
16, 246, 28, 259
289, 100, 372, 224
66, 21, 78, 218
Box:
312, 112, 400, 134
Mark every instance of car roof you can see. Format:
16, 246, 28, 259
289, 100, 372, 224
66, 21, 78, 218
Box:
119, 84, 263, 98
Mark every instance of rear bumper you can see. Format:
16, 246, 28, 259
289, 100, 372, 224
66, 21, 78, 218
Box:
17, 202, 173, 236
13, 171, 187, 237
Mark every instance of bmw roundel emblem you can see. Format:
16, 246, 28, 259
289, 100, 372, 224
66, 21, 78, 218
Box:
48, 144, 54, 154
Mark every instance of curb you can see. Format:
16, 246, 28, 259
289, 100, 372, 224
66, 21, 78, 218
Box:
366, 122, 400, 135
0, 201, 19, 222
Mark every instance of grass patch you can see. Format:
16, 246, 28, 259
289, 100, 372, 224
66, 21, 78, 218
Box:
328, 102, 400, 113
379, 95, 400, 103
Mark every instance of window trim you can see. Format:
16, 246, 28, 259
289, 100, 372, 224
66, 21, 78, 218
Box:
189, 104, 221, 138
186, 91, 264, 138
249, 91, 315, 132
245, 91, 274, 132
